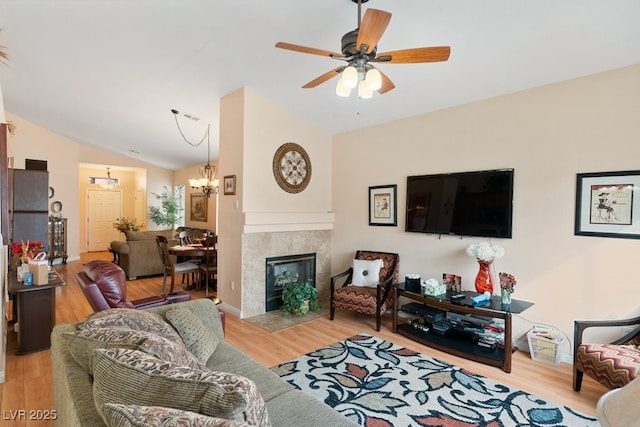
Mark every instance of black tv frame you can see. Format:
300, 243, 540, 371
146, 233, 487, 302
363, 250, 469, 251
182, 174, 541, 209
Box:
405, 168, 514, 239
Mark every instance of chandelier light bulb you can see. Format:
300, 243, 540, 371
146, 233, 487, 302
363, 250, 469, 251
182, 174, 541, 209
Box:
341, 66, 358, 89
365, 68, 382, 91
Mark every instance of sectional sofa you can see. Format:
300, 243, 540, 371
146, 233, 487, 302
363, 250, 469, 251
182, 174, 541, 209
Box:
51, 299, 356, 426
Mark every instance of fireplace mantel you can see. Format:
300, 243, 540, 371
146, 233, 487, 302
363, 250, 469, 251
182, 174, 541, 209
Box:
243, 212, 334, 234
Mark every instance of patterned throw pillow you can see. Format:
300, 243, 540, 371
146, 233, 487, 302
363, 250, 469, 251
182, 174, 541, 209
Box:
93, 348, 270, 427
166, 307, 219, 364
351, 258, 383, 287
102, 404, 252, 427
78, 308, 182, 343
65, 328, 205, 373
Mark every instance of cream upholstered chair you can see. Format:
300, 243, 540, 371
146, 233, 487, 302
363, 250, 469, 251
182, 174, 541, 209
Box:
155, 235, 200, 294
597, 375, 640, 427
330, 250, 399, 331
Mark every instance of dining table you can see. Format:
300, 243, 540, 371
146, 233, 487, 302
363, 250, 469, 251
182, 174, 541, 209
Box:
167, 243, 216, 258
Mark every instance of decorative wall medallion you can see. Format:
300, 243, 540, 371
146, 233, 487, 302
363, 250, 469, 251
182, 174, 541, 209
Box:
273, 142, 312, 193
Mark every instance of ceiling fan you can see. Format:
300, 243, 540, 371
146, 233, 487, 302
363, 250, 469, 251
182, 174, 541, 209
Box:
275, 0, 451, 98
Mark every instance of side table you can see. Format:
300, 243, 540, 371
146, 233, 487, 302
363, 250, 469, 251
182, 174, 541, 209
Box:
8, 268, 65, 355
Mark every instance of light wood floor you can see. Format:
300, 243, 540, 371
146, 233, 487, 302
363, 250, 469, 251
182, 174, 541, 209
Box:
0, 252, 608, 426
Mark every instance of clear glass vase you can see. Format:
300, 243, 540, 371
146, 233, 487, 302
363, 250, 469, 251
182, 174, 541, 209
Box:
501, 288, 512, 305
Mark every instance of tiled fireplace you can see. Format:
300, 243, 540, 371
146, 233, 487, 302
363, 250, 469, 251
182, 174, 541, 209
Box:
241, 230, 331, 318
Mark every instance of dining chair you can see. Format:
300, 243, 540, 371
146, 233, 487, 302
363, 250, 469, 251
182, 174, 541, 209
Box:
198, 236, 218, 297
179, 229, 204, 245
155, 235, 200, 294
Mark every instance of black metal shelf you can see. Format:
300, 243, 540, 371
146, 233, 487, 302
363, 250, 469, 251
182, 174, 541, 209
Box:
393, 285, 533, 373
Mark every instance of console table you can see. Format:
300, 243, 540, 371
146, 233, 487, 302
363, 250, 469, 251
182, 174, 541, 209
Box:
393, 284, 533, 373
8, 269, 65, 355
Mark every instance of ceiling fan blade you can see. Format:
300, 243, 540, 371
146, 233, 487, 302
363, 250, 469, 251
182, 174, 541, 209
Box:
356, 9, 392, 54
376, 46, 451, 64
275, 42, 344, 58
377, 69, 395, 94
302, 67, 345, 88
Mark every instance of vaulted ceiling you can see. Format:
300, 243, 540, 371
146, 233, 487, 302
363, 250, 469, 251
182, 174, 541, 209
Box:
1, 1, 639, 170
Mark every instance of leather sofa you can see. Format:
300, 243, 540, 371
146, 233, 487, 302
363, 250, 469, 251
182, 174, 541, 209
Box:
110, 230, 176, 279
77, 260, 191, 311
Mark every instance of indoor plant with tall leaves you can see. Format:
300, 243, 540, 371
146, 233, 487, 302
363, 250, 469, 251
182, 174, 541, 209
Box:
281, 281, 320, 317
148, 186, 183, 230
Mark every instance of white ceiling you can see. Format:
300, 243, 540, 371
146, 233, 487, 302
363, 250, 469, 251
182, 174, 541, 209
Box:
1, 0, 639, 170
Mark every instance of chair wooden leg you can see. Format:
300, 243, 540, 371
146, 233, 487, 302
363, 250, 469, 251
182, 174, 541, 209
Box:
573, 368, 584, 391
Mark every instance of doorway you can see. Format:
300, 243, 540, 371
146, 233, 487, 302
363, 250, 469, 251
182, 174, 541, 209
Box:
87, 189, 122, 251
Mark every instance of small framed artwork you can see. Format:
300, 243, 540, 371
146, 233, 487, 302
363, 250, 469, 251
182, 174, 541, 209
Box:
223, 175, 236, 195
190, 194, 208, 222
369, 184, 397, 226
575, 170, 640, 239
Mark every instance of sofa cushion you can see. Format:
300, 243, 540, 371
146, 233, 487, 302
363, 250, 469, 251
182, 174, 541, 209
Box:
93, 348, 270, 427
166, 306, 219, 364
125, 230, 174, 241
64, 327, 205, 373
102, 403, 251, 427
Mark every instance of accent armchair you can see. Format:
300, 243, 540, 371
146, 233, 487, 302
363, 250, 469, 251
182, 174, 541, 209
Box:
330, 250, 399, 331
573, 315, 640, 391
76, 260, 190, 312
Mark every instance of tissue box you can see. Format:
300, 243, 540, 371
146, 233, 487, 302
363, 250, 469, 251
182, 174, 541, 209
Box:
28, 258, 49, 285
405, 275, 421, 293
423, 281, 447, 297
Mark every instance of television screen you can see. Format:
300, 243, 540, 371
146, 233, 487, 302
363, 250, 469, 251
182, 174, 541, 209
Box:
406, 169, 514, 238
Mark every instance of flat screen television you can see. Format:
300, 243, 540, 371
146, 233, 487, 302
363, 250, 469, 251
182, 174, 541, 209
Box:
405, 169, 514, 238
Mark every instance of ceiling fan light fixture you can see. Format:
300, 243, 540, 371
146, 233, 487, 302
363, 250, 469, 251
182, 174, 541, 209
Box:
358, 80, 373, 99
365, 68, 382, 91
341, 66, 358, 88
336, 78, 352, 97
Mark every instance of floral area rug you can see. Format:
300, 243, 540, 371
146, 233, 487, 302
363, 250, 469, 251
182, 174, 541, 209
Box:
271, 333, 599, 427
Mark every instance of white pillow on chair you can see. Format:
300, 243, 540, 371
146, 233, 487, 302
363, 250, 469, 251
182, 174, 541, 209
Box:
352, 259, 383, 287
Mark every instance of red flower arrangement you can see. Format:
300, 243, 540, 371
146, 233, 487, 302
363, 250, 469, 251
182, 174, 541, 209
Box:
11, 240, 44, 260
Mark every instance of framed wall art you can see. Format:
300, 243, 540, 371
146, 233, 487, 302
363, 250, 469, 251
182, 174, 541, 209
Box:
575, 170, 640, 239
190, 194, 208, 222
223, 175, 236, 195
369, 184, 397, 226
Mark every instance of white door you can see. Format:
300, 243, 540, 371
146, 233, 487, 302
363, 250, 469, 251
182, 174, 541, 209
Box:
87, 189, 122, 251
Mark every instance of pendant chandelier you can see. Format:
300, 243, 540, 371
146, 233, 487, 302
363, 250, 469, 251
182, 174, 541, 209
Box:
171, 109, 219, 198
88, 167, 119, 189
99, 167, 119, 190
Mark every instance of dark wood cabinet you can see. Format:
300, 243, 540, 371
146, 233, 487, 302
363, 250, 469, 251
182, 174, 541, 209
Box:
10, 169, 49, 250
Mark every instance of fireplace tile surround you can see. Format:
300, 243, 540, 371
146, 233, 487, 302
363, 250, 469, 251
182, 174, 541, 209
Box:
242, 230, 331, 318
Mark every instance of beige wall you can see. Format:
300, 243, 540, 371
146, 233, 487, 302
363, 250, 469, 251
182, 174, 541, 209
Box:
332, 63, 640, 359
6, 113, 175, 260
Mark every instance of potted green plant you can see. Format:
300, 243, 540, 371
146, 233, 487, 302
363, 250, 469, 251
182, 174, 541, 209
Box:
281, 281, 320, 317
148, 186, 183, 230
